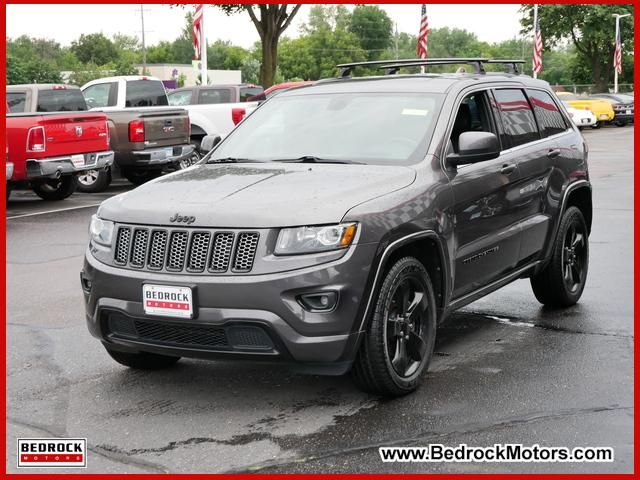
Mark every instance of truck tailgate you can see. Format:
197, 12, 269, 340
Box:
39, 113, 109, 157
140, 109, 190, 147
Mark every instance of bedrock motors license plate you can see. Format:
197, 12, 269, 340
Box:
143, 284, 193, 318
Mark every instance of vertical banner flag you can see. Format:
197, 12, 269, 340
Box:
417, 4, 429, 59
193, 4, 203, 60
532, 5, 543, 75
613, 27, 622, 74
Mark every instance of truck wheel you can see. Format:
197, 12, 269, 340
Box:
121, 168, 161, 186
77, 168, 111, 193
177, 148, 201, 170
6, 183, 12, 202
31, 175, 77, 201
591, 121, 601, 129
352, 256, 436, 397
103, 344, 180, 370
530, 206, 589, 307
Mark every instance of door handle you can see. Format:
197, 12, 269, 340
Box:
547, 148, 561, 158
500, 164, 516, 175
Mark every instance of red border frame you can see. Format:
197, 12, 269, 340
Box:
2, 1, 637, 478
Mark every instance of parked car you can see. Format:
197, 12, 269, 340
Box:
5, 87, 113, 200
80, 76, 194, 191
589, 93, 634, 126
82, 58, 591, 397
245, 81, 313, 102
555, 91, 614, 128
167, 84, 263, 106
561, 101, 597, 129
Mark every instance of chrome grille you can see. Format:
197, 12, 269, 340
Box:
112, 226, 260, 274
210, 232, 234, 272
130, 229, 149, 268
233, 232, 259, 272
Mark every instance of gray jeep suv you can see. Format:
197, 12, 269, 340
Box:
82, 59, 591, 396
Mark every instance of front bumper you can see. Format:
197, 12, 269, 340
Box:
6, 162, 13, 181
81, 242, 378, 372
26, 151, 114, 180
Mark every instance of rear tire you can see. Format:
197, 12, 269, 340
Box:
103, 344, 180, 370
530, 206, 589, 307
31, 175, 77, 201
352, 256, 437, 397
121, 168, 161, 186
77, 168, 111, 193
591, 121, 601, 129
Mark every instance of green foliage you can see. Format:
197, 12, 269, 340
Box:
349, 5, 393, 60
71, 33, 118, 65
520, 4, 634, 90
7, 52, 62, 84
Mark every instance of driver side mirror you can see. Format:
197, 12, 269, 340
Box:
447, 131, 500, 167
200, 134, 222, 154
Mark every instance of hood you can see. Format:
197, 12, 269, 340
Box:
99, 162, 416, 228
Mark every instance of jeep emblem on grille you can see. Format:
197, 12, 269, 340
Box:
169, 213, 196, 224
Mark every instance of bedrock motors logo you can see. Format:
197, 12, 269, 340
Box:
18, 438, 87, 468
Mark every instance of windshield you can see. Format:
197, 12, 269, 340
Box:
209, 91, 443, 165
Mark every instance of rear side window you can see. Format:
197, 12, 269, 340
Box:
125, 80, 168, 107
239, 86, 263, 102
526, 89, 568, 137
493, 89, 540, 148
36, 89, 88, 112
199, 88, 231, 104
168, 90, 193, 106
83, 83, 117, 109
6, 92, 27, 113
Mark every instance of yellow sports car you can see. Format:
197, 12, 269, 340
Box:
556, 92, 615, 126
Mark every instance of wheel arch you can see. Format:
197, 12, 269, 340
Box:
565, 184, 592, 234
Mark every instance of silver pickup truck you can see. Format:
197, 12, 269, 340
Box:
79, 75, 195, 191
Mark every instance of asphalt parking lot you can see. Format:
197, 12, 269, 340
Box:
5, 125, 634, 473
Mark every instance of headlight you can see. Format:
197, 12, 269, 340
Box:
89, 214, 114, 247
275, 223, 357, 255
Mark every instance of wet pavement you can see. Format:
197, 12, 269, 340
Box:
5, 126, 634, 473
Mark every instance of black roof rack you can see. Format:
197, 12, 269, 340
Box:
483, 60, 525, 74
336, 57, 525, 77
337, 58, 489, 77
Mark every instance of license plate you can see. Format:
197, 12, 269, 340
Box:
71, 154, 85, 168
626, 109, 632, 115
165, 147, 174, 158
150, 149, 167, 161
143, 284, 193, 318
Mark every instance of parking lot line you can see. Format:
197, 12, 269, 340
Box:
6, 203, 102, 220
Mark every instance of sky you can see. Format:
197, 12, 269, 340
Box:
6, 4, 526, 49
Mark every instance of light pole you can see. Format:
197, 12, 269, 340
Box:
612, 13, 630, 93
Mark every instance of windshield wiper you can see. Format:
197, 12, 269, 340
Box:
206, 157, 262, 164
272, 155, 364, 165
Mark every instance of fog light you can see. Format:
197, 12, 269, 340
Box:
80, 272, 92, 293
298, 291, 338, 312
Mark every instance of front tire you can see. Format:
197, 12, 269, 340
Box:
77, 168, 111, 193
31, 175, 77, 201
103, 344, 180, 370
530, 206, 589, 307
352, 256, 437, 397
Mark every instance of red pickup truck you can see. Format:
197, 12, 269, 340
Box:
6, 85, 114, 200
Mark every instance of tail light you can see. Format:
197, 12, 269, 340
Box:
105, 120, 110, 147
27, 126, 46, 152
129, 120, 145, 142
231, 108, 246, 125
186, 116, 191, 137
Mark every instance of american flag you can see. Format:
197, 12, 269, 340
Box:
193, 4, 204, 60
532, 10, 543, 74
417, 4, 429, 59
613, 27, 622, 74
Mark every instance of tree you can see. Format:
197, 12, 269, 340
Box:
71, 33, 118, 65
349, 5, 393, 60
520, 4, 634, 91
214, 5, 302, 87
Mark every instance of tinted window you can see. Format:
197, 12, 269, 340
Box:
125, 80, 168, 107
199, 88, 231, 104
450, 91, 495, 153
211, 92, 443, 166
239, 86, 263, 102
168, 90, 193, 106
493, 89, 540, 148
36, 88, 88, 112
83, 83, 116, 108
526, 89, 568, 137
6, 92, 27, 113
